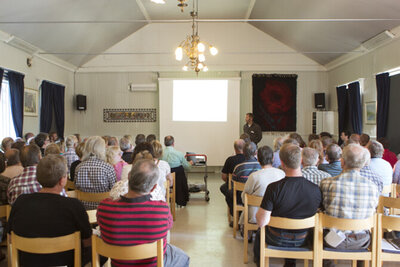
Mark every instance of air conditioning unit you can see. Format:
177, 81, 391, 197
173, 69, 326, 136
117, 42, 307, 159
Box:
362, 30, 395, 51
128, 83, 157, 92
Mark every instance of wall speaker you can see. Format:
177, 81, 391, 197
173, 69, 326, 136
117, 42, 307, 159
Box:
314, 93, 325, 109
76, 94, 87, 111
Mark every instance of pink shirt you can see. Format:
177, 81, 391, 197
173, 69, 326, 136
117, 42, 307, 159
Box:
113, 160, 128, 182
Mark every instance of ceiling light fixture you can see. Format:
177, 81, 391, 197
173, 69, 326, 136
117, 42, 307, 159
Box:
177, 0, 188, 12
174, 0, 218, 74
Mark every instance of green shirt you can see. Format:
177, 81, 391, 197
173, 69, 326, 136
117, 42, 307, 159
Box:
162, 146, 191, 170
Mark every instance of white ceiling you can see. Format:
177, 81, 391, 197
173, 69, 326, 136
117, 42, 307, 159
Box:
0, 0, 399, 67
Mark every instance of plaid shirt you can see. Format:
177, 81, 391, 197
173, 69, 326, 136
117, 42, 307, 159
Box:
360, 165, 383, 193
75, 156, 116, 210
302, 166, 331, 186
7, 166, 67, 205
320, 170, 379, 220
64, 148, 79, 172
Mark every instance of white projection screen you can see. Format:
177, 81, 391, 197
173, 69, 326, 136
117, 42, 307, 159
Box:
159, 78, 240, 166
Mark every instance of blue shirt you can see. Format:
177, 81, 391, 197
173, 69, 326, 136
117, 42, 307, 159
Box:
232, 157, 261, 183
162, 146, 191, 170
369, 158, 393, 186
318, 161, 342, 177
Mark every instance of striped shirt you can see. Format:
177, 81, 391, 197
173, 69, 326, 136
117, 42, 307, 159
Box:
97, 195, 172, 267
301, 166, 331, 186
232, 158, 261, 183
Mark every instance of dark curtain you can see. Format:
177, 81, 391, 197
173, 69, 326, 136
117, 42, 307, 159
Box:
376, 73, 390, 139
0, 68, 3, 95
40, 81, 65, 138
348, 82, 362, 134
336, 85, 348, 145
8, 71, 25, 138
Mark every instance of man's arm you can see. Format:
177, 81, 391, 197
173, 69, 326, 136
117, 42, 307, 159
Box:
256, 207, 271, 228
253, 124, 262, 144
221, 173, 228, 182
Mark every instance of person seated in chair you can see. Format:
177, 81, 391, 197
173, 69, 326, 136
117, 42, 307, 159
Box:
254, 144, 322, 267
6, 154, 95, 266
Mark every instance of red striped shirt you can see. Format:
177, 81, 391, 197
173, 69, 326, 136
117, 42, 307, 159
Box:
97, 195, 172, 267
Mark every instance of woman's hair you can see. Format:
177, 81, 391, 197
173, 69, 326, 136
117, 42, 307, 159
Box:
133, 150, 154, 163
82, 136, 106, 161
75, 142, 85, 158
129, 142, 155, 164
308, 139, 324, 165
106, 146, 122, 165
151, 140, 163, 159
44, 143, 61, 156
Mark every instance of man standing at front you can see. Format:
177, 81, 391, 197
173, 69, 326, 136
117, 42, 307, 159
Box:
97, 159, 189, 267
243, 113, 262, 144
254, 144, 322, 267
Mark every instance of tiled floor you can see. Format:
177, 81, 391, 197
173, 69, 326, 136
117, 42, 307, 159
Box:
170, 172, 399, 267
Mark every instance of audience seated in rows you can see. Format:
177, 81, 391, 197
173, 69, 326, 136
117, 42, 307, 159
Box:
75, 136, 116, 210
64, 135, 79, 172
98, 159, 190, 267
162, 135, 192, 206
7, 154, 96, 266
368, 140, 392, 187
106, 146, 127, 182
301, 147, 331, 186
318, 144, 343, 176
254, 143, 322, 267
320, 144, 379, 267
120, 136, 134, 163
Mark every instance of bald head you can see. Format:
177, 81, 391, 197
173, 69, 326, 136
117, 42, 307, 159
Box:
342, 144, 368, 170
234, 139, 245, 154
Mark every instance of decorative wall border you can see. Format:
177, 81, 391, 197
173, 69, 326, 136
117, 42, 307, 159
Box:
103, 108, 157, 122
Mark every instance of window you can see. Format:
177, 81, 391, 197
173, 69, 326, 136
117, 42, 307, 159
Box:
0, 76, 17, 141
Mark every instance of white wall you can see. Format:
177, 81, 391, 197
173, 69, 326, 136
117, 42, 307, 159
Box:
0, 41, 75, 136
327, 37, 400, 138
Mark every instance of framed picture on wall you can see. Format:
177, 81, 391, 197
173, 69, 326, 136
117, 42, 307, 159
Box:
24, 88, 39, 116
364, 101, 376, 125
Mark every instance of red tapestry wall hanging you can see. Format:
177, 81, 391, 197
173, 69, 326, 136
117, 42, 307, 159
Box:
252, 74, 297, 131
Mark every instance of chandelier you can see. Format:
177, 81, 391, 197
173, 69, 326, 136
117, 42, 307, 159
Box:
174, 2, 218, 73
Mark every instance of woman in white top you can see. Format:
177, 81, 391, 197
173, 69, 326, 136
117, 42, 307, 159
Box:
151, 140, 172, 196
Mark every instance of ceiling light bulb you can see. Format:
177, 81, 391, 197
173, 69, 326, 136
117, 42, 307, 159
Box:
198, 54, 205, 62
203, 66, 209, 72
175, 47, 183, 61
210, 46, 218, 56
182, 65, 188, 71
151, 0, 165, 3
197, 63, 204, 69
197, 42, 206, 53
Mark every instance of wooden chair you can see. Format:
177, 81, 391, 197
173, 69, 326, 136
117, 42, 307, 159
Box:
227, 174, 232, 224
0, 205, 11, 267
87, 209, 97, 224
382, 184, 392, 196
164, 179, 170, 207
243, 193, 262, 263
11, 231, 81, 267
64, 179, 75, 191
232, 180, 245, 238
377, 195, 400, 215
92, 235, 163, 267
260, 214, 318, 267
170, 173, 176, 221
376, 213, 400, 266
75, 190, 110, 206
66, 190, 77, 198
315, 213, 377, 267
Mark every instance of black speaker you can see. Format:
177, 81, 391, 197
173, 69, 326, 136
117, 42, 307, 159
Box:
76, 94, 87, 111
314, 93, 325, 109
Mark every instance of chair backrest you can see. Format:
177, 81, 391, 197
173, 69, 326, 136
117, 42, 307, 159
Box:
244, 193, 262, 223
75, 190, 110, 203
66, 190, 77, 198
394, 184, 400, 197
377, 196, 400, 214
11, 231, 81, 267
233, 181, 245, 194
92, 235, 163, 267
64, 180, 75, 191
268, 215, 317, 230
164, 179, 170, 204
87, 209, 97, 224
0, 205, 11, 219
228, 174, 232, 190
318, 213, 375, 231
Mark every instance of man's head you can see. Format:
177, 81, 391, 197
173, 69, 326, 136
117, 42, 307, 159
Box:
240, 133, 250, 143
321, 136, 333, 149
273, 137, 284, 152
326, 144, 342, 163
319, 132, 333, 139
21, 144, 41, 167
119, 137, 132, 152
308, 134, 319, 143
342, 144, 368, 170
5, 149, 21, 167
243, 142, 257, 160
340, 131, 351, 142
279, 144, 301, 170
367, 140, 384, 159
349, 134, 360, 145
283, 138, 300, 147
146, 134, 157, 143
289, 133, 306, 148
128, 159, 159, 194
360, 134, 370, 147
44, 143, 61, 156
257, 146, 274, 166
233, 139, 245, 154
1, 137, 14, 152
135, 134, 146, 146
36, 155, 67, 188
164, 136, 174, 147
245, 113, 254, 124
24, 133, 34, 143
65, 135, 78, 149
301, 148, 319, 167
49, 132, 58, 143
34, 133, 50, 149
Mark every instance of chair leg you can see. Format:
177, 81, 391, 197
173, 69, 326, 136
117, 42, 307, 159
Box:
364, 260, 369, 267
233, 210, 237, 238
243, 226, 248, 263
304, 259, 308, 267
352, 260, 357, 267
265, 256, 269, 267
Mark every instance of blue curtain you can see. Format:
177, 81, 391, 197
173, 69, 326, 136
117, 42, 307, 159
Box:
8, 71, 25, 138
40, 81, 65, 138
336, 85, 348, 145
376, 73, 390, 139
348, 82, 362, 134
0, 68, 3, 95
